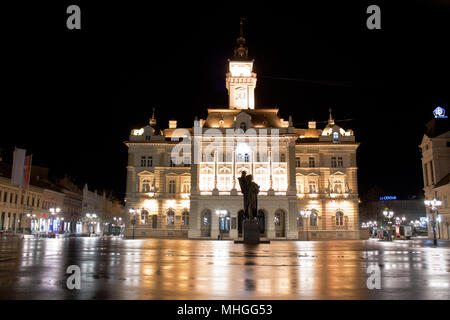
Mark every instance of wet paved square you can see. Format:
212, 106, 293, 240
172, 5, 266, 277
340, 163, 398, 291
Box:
0, 237, 449, 299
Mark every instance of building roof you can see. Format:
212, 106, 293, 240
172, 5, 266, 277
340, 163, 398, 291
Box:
435, 173, 450, 188
203, 108, 286, 128
425, 118, 449, 138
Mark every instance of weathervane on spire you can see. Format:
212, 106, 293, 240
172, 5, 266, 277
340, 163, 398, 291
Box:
234, 17, 249, 60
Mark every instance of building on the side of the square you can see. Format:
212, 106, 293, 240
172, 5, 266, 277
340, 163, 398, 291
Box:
124, 22, 360, 240
82, 184, 126, 235
420, 116, 450, 239
0, 159, 124, 235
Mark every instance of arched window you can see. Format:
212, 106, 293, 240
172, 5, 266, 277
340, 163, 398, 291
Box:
336, 211, 344, 226
142, 179, 150, 193
297, 214, 303, 227
169, 180, 176, 193
310, 210, 318, 226
181, 180, 190, 193
334, 181, 343, 194
308, 180, 317, 193
182, 211, 189, 226
141, 210, 149, 224
167, 210, 175, 225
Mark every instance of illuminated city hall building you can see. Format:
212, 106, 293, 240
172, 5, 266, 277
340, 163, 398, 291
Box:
124, 24, 360, 240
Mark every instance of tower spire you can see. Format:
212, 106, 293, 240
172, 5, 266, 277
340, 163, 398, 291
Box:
150, 107, 157, 127
234, 17, 248, 60
328, 108, 335, 125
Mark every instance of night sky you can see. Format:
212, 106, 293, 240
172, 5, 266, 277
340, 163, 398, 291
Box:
2, 1, 449, 199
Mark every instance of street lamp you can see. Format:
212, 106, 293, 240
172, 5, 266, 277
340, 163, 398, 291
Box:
382, 209, 394, 241
300, 209, 311, 241
424, 199, 442, 246
129, 208, 141, 239
49, 207, 61, 215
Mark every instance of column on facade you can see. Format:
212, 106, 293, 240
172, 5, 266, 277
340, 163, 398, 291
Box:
214, 151, 218, 190
232, 149, 236, 190
210, 208, 219, 239
188, 135, 201, 238
268, 146, 273, 192
287, 139, 299, 239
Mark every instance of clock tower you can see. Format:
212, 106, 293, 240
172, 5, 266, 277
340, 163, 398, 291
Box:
226, 18, 257, 110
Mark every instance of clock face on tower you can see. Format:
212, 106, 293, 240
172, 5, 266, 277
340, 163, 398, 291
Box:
235, 88, 246, 108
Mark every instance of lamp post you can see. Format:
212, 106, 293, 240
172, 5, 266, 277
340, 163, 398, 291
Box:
424, 199, 441, 246
382, 209, 394, 241
300, 209, 311, 241
129, 208, 141, 239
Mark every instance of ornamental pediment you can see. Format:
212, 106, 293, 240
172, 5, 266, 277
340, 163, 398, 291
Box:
330, 169, 346, 175
137, 170, 154, 176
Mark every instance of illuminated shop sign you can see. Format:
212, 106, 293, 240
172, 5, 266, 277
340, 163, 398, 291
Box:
433, 106, 448, 119
379, 196, 397, 201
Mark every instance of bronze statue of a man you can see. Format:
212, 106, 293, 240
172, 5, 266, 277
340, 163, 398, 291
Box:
238, 171, 260, 219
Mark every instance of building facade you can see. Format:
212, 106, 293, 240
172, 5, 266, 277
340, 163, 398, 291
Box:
82, 184, 125, 235
0, 161, 124, 235
124, 25, 360, 240
420, 121, 450, 240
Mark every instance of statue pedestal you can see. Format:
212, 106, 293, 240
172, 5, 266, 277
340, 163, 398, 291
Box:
243, 220, 260, 244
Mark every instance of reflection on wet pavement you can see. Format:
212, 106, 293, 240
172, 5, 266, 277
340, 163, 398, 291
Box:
0, 237, 449, 299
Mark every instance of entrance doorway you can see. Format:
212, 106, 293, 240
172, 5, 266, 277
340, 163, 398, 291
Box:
219, 210, 230, 237
151, 215, 157, 229
201, 210, 211, 237
274, 210, 286, 237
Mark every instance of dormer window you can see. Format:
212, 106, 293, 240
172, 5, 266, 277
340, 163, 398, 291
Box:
333, 132, 339, 140
240, 122, 247, 131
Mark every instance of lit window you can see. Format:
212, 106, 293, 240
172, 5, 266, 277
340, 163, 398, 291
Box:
141, 210, 149, 224
336, 211, 344, 226
308, 180, 317, 193
182, 211, 189, 226
333, 132, 339, 140
310, 211, 318, 226
167, 210, 175, 225
182, 180, 190, 193
274, 212, 281, 226
334, 181, 343, 193
142, 179, 151, 193
169, 180, 176, 193
297, 214, 303, 227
